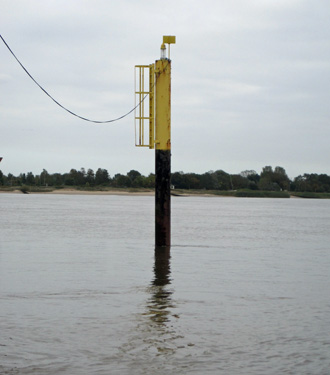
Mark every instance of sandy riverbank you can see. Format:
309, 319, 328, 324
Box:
0, 188, 217, 197
51, 189, 155, 196
0, 188, 304, 198
0, 188, 156, 196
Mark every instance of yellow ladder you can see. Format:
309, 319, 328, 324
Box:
134, 64, 155, 149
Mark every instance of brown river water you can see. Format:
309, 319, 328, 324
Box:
1, 194, 330, 374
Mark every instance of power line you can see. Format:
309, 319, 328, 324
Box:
0, 34, 146, 123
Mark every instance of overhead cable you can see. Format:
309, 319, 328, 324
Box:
0, 34, 146, 123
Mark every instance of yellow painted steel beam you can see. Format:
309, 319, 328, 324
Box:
134, 36, 175, 150
155, 59, 171, 151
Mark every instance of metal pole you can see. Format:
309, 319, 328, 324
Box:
155, 59, 171, 247
134, 36, 175, 248
155, 148, 171, 247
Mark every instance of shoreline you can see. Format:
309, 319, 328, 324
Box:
0, 188, 286, 198
47, 189, 155, 196
2, 188, 326, 198
0, 188, 215, 197
0, 188, 229, 197
0, 188, 155, 196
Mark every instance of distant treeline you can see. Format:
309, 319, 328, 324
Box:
1, 166, 330, 193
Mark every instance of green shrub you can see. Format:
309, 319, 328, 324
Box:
235, 190, 290, 198
290, 192, 330, 199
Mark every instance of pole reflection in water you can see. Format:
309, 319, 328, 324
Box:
119, 246, 185, 367
146, 246, 175, 325
139, 245, 185, 357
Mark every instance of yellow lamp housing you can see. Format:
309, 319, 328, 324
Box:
162, 36, 176, 59
163, 36, 176, 44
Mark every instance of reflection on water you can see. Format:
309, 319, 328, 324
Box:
140, 246, 183, 355
119, 246, 185, 372
146, 247, 174, 325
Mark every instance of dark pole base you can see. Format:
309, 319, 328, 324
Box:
153, 246, 171, 286
155, 149, 171, 247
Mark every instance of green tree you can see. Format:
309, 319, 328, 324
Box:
113, 174, 131, 187
86, 169, 95, 186
77, 168, 87, 185
199, 172, 217, 190
40, 169, 49, 186
26, 172, 35, 185
132, 175, 146, 187
66, 168, 85, 186
35, 174, 41, 186
258, 177, 279, 191
19, 173, 27, 185
95, 168, 109, 185
127, 170, 141, 182
258, 165, 290, 191
293, 173, 329, 192
51, 173, 63, 186
213, 170, 231, 190
145, 173, 155, 188
68, 169, 79, 185
240, 170, 257, 178
7, 173, 14, 186
171, 171, 187, 189
183, 173, 200, 189
247, 173, 260, 184
319, 174, 330, 192
63, 172, 75, 186
230, 174, 249, 190
260, 166, 273, 178
273, 166, 290, 190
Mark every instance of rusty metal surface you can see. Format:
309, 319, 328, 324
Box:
155, 149, 171, 247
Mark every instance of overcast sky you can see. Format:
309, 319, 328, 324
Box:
1, 0, 329, 179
